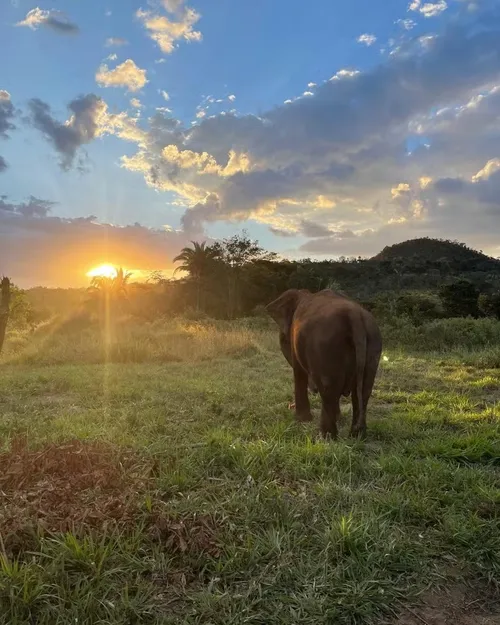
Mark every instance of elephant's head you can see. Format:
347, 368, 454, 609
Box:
266, 289, 304, 346
266, 289, 318, 394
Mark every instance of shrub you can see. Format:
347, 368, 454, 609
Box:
383, 317, 500, 352
478, 292, 500, 319
369, 291, 443, 325
439, 280, 480, 318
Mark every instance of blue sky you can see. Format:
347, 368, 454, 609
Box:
2, 0, 500, 286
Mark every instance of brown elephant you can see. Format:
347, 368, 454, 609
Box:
266, 289, 382, 439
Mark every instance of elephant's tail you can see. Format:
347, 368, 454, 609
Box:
351, 312, 367, 415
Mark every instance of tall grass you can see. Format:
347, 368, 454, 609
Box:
1, 315, 277, 365
3, 312, 500, 366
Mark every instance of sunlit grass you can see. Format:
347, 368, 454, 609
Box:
0, 317, 499, 623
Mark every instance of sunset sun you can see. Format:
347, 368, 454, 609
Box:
86, 264, 118, 279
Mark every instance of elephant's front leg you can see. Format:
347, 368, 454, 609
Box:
293, 363, 313, 422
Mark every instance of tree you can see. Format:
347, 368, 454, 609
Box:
173, 241, 221, 311
86, 267, 132, 316
214, 231, 277, 318
439, 279, 480, 318
0, 277, 11, 355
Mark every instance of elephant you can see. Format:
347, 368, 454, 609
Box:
266, 289, 382, 439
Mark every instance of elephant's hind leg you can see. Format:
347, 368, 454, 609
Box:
319, 386, 341, 439
293, 363, 313, 422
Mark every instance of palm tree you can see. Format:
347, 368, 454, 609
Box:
173, 241, 220, 311
89, 267, 132, 298
87, 267, 132, 316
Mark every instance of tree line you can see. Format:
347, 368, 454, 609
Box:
5, 234, 500, 331
92, 233, 500, 323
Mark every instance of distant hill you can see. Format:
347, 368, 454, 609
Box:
372, 238, 499, 265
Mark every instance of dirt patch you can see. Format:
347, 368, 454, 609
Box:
394, 585, 500, 625
0, 438, 225, 566
0, 437, 154, 546
148, 512, 222, 559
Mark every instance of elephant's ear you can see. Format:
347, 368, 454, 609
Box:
266, 289, 302, 335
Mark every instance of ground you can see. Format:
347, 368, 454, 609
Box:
0, 319, 499, 624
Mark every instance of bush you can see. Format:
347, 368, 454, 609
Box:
439, 280, 480, 318
383, 317, 500, 352
369, 291, 443, 325
478, 292, 500, 319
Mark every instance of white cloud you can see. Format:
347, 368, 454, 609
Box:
161, 90, 170, 101
307, 82, 317, 88
0, 90, 15, 172
96, 59, 148, 92
228, 94, 236, 102
106, 53, 118, 61
136, 1, 202, 54
16, 7, 79, 33
357, 33, 377, 46
196, 110, 206, 118
130, 98, 143, 109
472, 158, 500, 182
409, 0, 448, 17
330, 68, 360, 81
105, 37, 128, 47
396, 18, 417, 30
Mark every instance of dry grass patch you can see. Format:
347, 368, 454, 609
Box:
0, 438, 153, 541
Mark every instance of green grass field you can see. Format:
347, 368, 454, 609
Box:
0, 319, 499, 624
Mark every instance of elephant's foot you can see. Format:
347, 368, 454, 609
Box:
296, 410, 314, 423
349, 424, 367, 440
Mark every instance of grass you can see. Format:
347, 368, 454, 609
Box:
0, 318, 499, 624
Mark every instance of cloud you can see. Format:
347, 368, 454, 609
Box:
0, 91, 15, 138
16, 8, 79, 34
0, 197, 195, 287
96, 59, 148, 92
228, 94, 236, 102
396, 18, 417, 30
357, 33, 377, 46
136, 0, 202, 54
31, 8, 500, 258
161, 90, 170, 101
28, 94, 107, 170
300, 219, 332, 238
431, 158, 500, 208
0, 91, 16, 172
105, 37, 128, 47
409, 0, 448, 17
130, 98, 143, 109
0, 194, 56, 218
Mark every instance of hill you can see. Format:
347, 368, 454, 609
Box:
372, 237, 499, 265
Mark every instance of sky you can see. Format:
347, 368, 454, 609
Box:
1, 0, 500, 287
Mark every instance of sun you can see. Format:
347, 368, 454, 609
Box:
86, 264, 118, 279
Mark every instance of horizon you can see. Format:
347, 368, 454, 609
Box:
2, 0, 500, 287
15, 235, 500, 290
